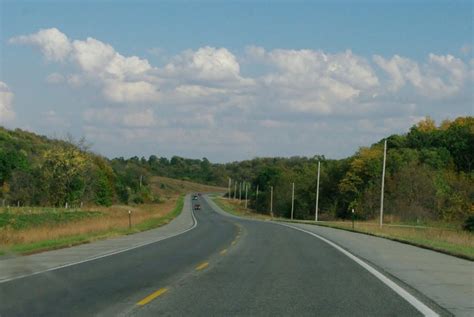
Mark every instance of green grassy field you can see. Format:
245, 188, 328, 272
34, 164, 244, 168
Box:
0, 208, 102, 230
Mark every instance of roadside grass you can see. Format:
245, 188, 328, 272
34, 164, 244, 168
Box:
212, 196, 474, 261
133, 195, 184, 232
305, 220, 474, 260
0, 208, 102, 230
212, 196, 272, 220
0, 195, 184, 255
151, 176, 226, 200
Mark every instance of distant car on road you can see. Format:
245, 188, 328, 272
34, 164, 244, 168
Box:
193, 204, 201, 211
193, 195, 198, 200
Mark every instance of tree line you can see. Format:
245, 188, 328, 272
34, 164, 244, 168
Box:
0, 129, 153, 207
227, 117, 474, 224
1, 116, 473, 225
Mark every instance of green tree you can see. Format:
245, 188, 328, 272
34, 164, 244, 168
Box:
41, 145, 87, 206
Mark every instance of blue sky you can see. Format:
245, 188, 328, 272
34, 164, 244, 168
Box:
3, 1, 471, 58
1, 0, 473, 162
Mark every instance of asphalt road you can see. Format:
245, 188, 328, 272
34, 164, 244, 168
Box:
0, 196, 437, 316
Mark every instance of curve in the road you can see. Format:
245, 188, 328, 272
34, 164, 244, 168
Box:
0, 195, 445, 316
0, 196, 198, 284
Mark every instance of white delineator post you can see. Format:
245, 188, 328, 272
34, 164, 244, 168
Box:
315, 161, 321, 222
291, 182, 295, 220
380, 139, 387, 228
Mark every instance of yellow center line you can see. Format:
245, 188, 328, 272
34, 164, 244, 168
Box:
195, 262, 209, 270
220, 248, 227, 255
136, 288, 168, 306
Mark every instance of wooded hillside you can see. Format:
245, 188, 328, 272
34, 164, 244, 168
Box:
1, 116, 472, 225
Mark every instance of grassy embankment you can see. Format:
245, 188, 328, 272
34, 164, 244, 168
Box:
212, 195, 272, 220
212, 196, 474, 261
0, 177, 225, 256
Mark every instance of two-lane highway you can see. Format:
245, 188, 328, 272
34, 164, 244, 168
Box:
0, 195, 441, 316
0, 196, 237, 316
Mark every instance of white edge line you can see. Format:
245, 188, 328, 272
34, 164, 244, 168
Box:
197, 195, 439, 317
0, 197, 198, 284
278, 223, 439, 317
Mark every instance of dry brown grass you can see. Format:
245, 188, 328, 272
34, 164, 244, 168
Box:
0, 197, 178, 247
0, 177, 222, 255
0, 177, 224, 250
323, 220, 474, 250
214, 197, 272, 220
213, 196, 474, 259
151, 176, 226, 199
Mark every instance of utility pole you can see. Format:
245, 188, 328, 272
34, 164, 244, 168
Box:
245, 182, 248, 209
315, 161, 321, 222
380, 139, 387, 228
139, 175, 143, 189
234, 182, 237, 200
239, 182, 242, 202
270, 186, 274, 218
291, 182, 295, 220
228, 178, 231, 199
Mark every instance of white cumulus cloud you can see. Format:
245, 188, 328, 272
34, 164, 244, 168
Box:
9, 28, 71, 62
10, 28, 158, 103
7, 27, 473, 161
252, 48, 379, 114
373, 53, 469, 98
163, 46, 253, 86
0, 82, 15, 123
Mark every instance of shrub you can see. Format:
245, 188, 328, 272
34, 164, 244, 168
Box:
462, 215, 474, 232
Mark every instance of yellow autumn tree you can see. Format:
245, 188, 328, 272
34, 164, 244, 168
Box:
339, 145, 384, 217
416, 116, 437, 132
42, 145, 88, 206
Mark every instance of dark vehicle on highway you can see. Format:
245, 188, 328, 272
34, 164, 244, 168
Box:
193, 204, 201, 211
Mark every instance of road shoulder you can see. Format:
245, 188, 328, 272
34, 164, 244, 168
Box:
0, 194, 195, 283
209, 196, 473, 317
286, 222, 474, 317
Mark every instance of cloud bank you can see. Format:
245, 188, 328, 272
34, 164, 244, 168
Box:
8, 28, 473, 160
